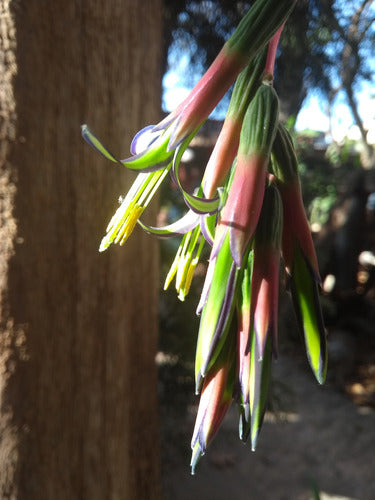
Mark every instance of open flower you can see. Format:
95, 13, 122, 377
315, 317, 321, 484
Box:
82, 0, 296, 252
81, 0, 297, 264
81, 123, 177, 249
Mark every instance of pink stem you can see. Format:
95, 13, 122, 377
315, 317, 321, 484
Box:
264, 24, 285, 78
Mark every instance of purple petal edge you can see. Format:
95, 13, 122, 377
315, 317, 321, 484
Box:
169, 167, 220, 216
200, 263, 237, 377
137, 210, 200, 237
152, 112, 177, 133
184, 195, 221, 215
119, 155, 171, 173
200, 216, 214, 246
196, 257, 216, 315
130, 125, 157, 155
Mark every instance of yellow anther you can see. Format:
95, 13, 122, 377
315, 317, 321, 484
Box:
164, 246, 182, 290
118, 204, 144, 245
175, 253, 191, 294
184, 257, 198, 293
179, 256, 199, 301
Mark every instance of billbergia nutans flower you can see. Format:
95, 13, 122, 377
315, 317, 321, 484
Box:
82, 0, 328, 474
82, 0, 295, 249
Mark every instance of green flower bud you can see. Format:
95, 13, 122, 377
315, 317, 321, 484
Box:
239, 83, 280, 158
227, 0, 297, 62
271, 123, 299, 184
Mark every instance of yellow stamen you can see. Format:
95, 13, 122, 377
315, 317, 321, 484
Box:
164, 246, 183, 291
181, 256, 199, 299
100, 167, 171, 252
118, 204, 144, 245
175, 253, 191, 294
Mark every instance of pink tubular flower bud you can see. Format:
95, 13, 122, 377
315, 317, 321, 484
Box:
203, 117, 242, 199
280, 182, 321, 283
191, 331, 236, 474
215, 152, 268, 268
251, 184, 283, 358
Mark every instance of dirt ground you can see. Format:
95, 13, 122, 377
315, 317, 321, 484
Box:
160, 349, 375, 500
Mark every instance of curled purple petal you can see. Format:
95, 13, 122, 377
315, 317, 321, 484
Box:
81, 124, 121, 164
200, 215, 215, 246
82, 124, 169, 173
170, 150, 221, 215
120, 158, 170, 173
130, 125, 159, 155
137, 210, 200, 237
182, 191, 221, 215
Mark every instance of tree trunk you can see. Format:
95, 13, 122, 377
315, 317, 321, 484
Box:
0, 1, 162, 498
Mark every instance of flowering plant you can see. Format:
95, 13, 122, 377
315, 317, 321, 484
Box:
82, 0, 327, 474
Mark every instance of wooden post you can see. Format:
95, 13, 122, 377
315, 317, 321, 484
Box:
0, 1, 162, 498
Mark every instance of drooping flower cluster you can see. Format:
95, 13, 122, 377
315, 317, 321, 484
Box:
82, 0, 327, 474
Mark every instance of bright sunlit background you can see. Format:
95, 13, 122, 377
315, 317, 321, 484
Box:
162, 17, 375, 146
296, 85, 375, 143
163, 71, 375, 144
